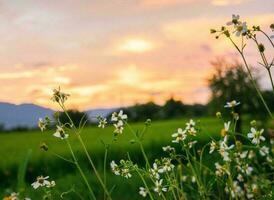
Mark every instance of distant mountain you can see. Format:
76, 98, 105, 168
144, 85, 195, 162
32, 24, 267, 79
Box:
0, 102, 54, 130
0, 102, 117, 130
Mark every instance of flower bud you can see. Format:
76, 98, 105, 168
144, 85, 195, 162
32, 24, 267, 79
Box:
270, 23, 274, 31
216, 112, 222, 119
145, 119, 151, 126
250, 120, 256, 127
210, 29, 216, 34
258, 43, 265, 52
223, 30, 230, 37
40, 143, 48, 151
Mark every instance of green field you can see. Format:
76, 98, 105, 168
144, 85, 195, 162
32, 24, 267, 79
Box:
1, 117, 248, 199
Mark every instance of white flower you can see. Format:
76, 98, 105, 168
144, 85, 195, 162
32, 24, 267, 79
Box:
110, 161, 120, 175
247, 128, 265, 145
224, 100, 240, 108
187, 127, 197, 136
224, 121, 231, 132
240, 164, 253, 176
219, 136, 234, 161
149, 163, 164, 179
31, 176, 50, 189
51, 88, 70, 103
186, 119, 195, 129
226, 14, 240, 26
237, 174, 244, 182
97, 116, 107, 128
111, 110, 127, 122
121, 168, 132, 179
139, 187, 148, 197
188, 140, 197, 148
162, 158, 174, 172
259, 146, 269, 156
172, 128, 187, 143
53, 126, 68, 139
162, 145, 175, 152
114, 120, 124, 134
154, 179, 167, 195
38, 118, 47, 131
209, 140, 217, 154
235, 22, 248, 37
5, 192, 19, 200
191, 176, 196, 183
215, 162, 227, 176
46, 180, 56, 188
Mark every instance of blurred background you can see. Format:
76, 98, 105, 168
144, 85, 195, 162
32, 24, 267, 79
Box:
0, 0, 273, 199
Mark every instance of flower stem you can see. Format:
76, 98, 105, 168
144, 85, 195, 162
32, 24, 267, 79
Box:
66, 140, 96, 200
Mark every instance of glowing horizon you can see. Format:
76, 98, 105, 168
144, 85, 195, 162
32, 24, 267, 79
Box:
0, 0, 273, 110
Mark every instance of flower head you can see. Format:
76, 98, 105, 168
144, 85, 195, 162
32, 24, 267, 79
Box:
53, 125, 68, 139
209, 140, 217, 154
226, 14, 240, 26
172, 128, 187, 143
139, 187, 148, 197
111, 110, 127, 122
224, 100, 240, 108
259, 146, 269, 156
153, 179, 167, 195
97, 116, 107, 128
31, 176, 50, 189
110, 161, 120, 175
114, 120, 124, 135
51, 87, 70, 104
247, 128, 265, 145
149, 163, 164, 179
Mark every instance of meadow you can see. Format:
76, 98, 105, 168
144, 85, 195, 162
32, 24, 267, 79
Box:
0, 117, 227, 199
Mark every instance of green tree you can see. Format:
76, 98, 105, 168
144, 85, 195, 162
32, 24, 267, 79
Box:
208, 59, 264, 132
162, 98, 185, 119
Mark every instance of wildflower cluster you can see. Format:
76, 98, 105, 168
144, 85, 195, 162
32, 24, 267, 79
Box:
111, 110, 127, 135
2, 193, 31, 200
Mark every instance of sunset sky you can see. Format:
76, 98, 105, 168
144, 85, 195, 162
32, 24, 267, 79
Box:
0, 0, 273, 110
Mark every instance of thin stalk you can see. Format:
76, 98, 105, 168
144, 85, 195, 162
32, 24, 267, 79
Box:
125, 122, 151, 169
228, 37, 273, 119
260, 30, 274, 48
135, 169, 155, 200
103, 147, 108, 200
61, 103, 112, 199
66, 140, 96, 200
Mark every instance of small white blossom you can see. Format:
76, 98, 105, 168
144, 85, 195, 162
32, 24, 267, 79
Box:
247, 128, 265, 145
237, 174, 244, 182
162, 158, 174, 172
121, 168, 132, 179
235, 22, 248, 37
154, 179, 167, 195
172, 128, 187, 143
209, 140, 217, 154
111, 110, 127, 122
139, 187, 148, 197
53, 126, 68, 139
46, 180, 56, 188
224, 100, 240, 108
191, 176, 196, 183
31, 176, 50, 189
259, 146, 269, 156
224, 121, 231, 132
110, 161, 120, 175
186, 119, 195, 129
226, 14, 240, 26
162, 145, 175, 152
114, 120, 124, 134
219, 136, 234, 161
149, 163, 164, 179
97, 116, 107, 128
38, 118, 47, 132
188, 140, 197, 148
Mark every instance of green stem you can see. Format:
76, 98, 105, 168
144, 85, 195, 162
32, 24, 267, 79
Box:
125, 122, 151, 169
61, 103, 112, 199
260, 30, 274, 48
135, 169, 155, 200
66, 140, 96, 200
228, 37, 273, 119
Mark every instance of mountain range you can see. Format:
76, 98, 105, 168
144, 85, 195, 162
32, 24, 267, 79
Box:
0, 102, 115, 130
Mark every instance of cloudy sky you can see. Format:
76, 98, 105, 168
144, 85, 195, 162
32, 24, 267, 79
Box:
0, 0, 273, 110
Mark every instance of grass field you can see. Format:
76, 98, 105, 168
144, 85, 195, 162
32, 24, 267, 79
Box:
0, 116, 252, 199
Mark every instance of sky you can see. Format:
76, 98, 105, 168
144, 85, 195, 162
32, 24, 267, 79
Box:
0, 0, 273, 110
